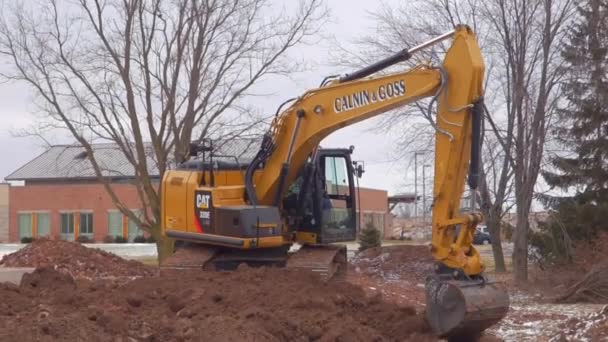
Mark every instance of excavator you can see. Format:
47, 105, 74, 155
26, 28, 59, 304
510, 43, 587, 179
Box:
160, 25, 509, 340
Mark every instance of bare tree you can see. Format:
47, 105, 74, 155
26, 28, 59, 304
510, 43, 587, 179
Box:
357, 0, 574, 279
482, 0, 574, 282
0, 0, 327, 260
478, 128, 515, 272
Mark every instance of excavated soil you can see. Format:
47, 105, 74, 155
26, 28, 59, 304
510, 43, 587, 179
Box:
0, 238, 155, 279
349, 245, 435, 308
0, 265, 435, 342
0, 242, 511, 341
351, 245, 434, 283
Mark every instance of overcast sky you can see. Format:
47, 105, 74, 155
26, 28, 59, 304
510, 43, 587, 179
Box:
0, 0, 426, 196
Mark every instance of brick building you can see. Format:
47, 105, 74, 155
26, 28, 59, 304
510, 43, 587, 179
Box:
0, 183, 8, 242
356, 187, 392, 237
5, 143, 391, 243
6, 144, 155, 242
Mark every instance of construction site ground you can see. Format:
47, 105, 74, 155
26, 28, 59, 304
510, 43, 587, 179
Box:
0, 239, 606, 341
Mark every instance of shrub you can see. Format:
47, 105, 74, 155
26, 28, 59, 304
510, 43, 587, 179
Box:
133, 236, 147, 243
114, 236, 128, 243
501, 221, 514, 241
103, 235, 115, 243
76, 235, 92, 243
20, 236, 34, 243
530, 201, 608, 265
146, 235, 156, 243
358, 221, 381, 252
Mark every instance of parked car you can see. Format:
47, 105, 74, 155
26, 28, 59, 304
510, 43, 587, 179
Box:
473, 230, 491, 245
476, 224, 489, 235
454, 225, 491, 245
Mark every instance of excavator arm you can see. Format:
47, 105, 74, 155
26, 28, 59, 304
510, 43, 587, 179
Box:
243, 25, 509, 338
249, 25, 485, 277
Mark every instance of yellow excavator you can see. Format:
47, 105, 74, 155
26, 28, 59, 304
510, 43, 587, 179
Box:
161, 25, 509, 339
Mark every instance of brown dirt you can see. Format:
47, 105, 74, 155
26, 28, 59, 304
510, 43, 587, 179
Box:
351, 245, 434, 283
0, 265, 436, 342
528, 232, 608, 303
550, 305, 608, 341
348, 245, 503, 341
349, 245, 434, 308
0, 238, 155, 279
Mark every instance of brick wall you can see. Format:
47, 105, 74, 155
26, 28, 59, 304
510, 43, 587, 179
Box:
355, 187, 391, 237
9, 183, 144, 242
0, 184, 8, 242
9, 182, 392, 242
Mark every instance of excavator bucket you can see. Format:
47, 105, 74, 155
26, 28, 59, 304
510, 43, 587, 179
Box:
425, 274, 509, 339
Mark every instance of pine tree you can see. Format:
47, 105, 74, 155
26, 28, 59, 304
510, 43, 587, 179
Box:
535, 0, 608, 261
358, 221, 381, 252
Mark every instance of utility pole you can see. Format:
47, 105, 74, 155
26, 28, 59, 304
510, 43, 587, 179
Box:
422, 164, 431, 225
413, 151, 427, 221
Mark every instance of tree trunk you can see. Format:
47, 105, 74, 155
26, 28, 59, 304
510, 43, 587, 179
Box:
512, 203, 530, 283
150, 226, 175, 264
486, 211, 507, 272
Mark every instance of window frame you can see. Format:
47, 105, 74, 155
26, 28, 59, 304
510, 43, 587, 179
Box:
35, 211, 51, 237
17, 211, 33, 240
107, 210, 123, 238
78, 211, 94, 238
59, 211, 75, 241
324, 156, 350, 196
127, 209, 144, 241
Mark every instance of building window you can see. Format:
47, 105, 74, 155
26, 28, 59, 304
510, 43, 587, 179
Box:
60, 213, 75, 241
79, 212, 93, 238
36, 213, 50, 237
17, 213, 32, 240
107, 211, 123, 238
127, 209, 144, 242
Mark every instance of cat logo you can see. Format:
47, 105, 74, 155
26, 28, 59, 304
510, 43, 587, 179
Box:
196, 193, 211, 209
194, 190, 213, 232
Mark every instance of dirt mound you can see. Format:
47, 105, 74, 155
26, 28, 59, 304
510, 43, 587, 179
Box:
351, 245, 434, 283
0, 265, 436, 342
0, 238, 155, 279
348, 245, 435, 309
530, 233, 608, 303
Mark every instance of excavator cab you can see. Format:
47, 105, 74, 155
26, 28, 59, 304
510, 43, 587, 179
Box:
284, 148, 358, 244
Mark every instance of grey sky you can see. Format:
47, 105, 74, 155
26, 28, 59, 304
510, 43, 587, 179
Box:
0, 0, 422, 195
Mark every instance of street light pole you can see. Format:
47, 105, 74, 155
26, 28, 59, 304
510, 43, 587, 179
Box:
413, 151, 427, 222
414, 154, 418, 218
422, 164, 431, 225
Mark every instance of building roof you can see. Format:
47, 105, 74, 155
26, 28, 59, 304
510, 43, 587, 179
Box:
388, 193, 418, 203
5, 139, 261, 181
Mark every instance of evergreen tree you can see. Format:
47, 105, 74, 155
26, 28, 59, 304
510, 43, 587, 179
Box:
535, 0, 608, 261
358, 221, 381, 252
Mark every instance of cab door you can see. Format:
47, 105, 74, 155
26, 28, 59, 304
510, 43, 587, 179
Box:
316, 149, 357, 243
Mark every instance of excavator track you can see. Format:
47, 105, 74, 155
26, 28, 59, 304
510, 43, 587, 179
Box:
286, 244, 347, 281
160, 243, 347, 281
159, 243, 218, 274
